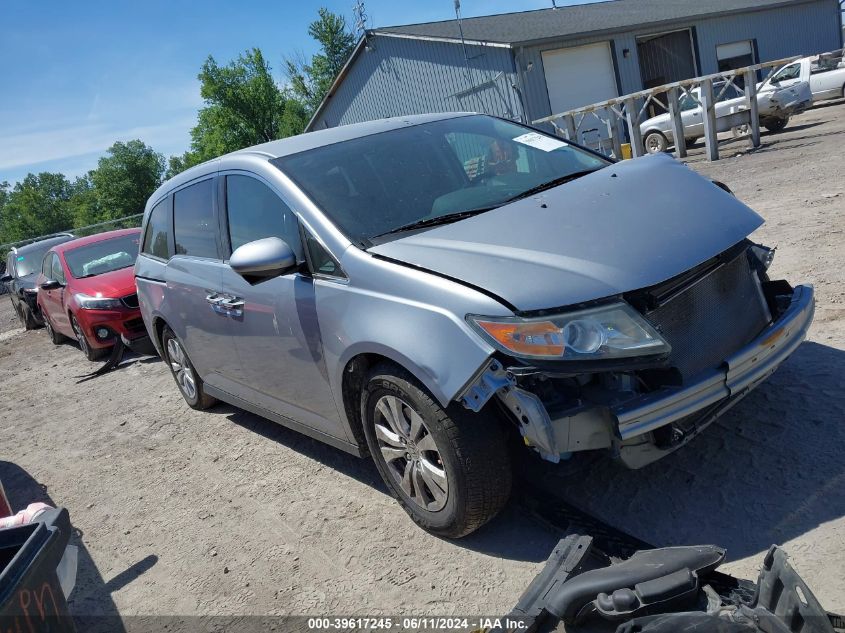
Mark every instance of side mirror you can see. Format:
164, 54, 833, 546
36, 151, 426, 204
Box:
0, 274, 12, 284
229, 237, 297, 280
40, 279, 62, 290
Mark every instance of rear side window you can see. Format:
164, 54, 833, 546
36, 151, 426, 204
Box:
225, 175, 302, 260
174, 179, 218, 259
142, 198, 172, 260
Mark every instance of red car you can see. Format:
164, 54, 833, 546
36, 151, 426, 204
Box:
36, 228, 147, 360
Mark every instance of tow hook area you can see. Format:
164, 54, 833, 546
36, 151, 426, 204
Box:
459, 359, 561, 463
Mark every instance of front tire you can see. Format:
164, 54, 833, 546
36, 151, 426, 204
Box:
764, 117, 789, 133
71, 314, 107, 361
362, 363, 511, 538
161, 325, 217, 410
644, 131, 669, 154
17, 301, 39, 330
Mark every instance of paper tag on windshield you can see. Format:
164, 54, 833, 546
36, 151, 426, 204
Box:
513, 132, 568, 152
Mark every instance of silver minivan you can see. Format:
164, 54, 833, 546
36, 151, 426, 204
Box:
136, 113, 813, 537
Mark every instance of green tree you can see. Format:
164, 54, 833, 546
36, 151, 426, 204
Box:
168, 48, 307, 177
0, 181, 9, 213
68, 174, 101, 227
0, 173, 75, 243
285, 8, 357, 117
89, 140, 165, 223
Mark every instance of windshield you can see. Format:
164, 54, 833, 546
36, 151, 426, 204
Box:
64, 233, 141, 278
14, 246, 50, 277
273, 115, 609, 245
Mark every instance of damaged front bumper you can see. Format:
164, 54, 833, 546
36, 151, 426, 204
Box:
461, 284, 814, 468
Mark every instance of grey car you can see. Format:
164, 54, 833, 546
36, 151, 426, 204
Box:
136, 113, 814, 537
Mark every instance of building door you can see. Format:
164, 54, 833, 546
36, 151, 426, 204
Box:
542, 42, 618, 115
541, 42, 618, 149
637, 29, 698, 89
717, 40, 755, 72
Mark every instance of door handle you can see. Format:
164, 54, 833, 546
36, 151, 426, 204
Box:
220, 298, 244, 309
205, 293, 224, 305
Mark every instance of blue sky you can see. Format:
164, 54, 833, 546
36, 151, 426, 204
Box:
0, 0, 601, 187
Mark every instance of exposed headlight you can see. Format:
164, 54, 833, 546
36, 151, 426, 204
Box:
75, 293, 123, 310
468, 303, 670, 361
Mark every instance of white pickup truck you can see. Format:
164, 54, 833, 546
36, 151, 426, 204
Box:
760, 51, 845, 104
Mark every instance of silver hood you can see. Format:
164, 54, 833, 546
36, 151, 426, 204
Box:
368, 154, 763, 312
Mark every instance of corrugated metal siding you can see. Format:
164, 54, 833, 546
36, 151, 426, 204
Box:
311, 35, 523, 130
693, 0, 842, 74
313, 0, 841, 130
518, 0, 840, 124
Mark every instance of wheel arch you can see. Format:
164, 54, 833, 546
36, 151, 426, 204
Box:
150, 315, 168, 355
339, 348, 469, 457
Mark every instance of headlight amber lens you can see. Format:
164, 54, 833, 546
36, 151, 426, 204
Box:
468, 303, 670, 361
473, 320, 565, 357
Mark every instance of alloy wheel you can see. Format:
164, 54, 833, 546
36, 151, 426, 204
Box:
71, 317, 90, 357
646, 134, 664, 154
166, 337, 197, 401
373, 395, 449, 512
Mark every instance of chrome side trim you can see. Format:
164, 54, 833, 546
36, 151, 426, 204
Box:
615, 284, 814, 440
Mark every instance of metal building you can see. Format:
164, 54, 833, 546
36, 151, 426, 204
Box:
306, 0, 843, 132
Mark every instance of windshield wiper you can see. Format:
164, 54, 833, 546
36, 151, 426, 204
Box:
505, 169, 600, 204
371, 206, 497, 239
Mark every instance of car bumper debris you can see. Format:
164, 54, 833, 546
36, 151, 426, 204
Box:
493, 534, 842, 633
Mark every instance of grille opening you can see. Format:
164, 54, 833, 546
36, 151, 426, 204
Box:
639, 250, 770, 381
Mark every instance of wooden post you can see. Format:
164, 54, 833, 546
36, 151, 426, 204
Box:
563, 114, 577, 142
624, 97, 644, 158
744, 68, 761, 149
667, 87, 687, 159
700, 78, 719, 161
615, 116, 627, 159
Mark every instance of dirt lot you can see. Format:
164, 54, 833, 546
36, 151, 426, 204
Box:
2, 101, 844, 625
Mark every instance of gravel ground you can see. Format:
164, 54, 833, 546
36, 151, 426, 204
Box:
1, 101, 843, 623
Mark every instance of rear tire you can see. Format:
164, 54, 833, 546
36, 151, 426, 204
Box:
764, 117, 789, 133
44, 314, 66, 345
362, 363, 512, 538
71, 314, 107, 361
161, 325, 217, 410
644, 131, 669, 154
